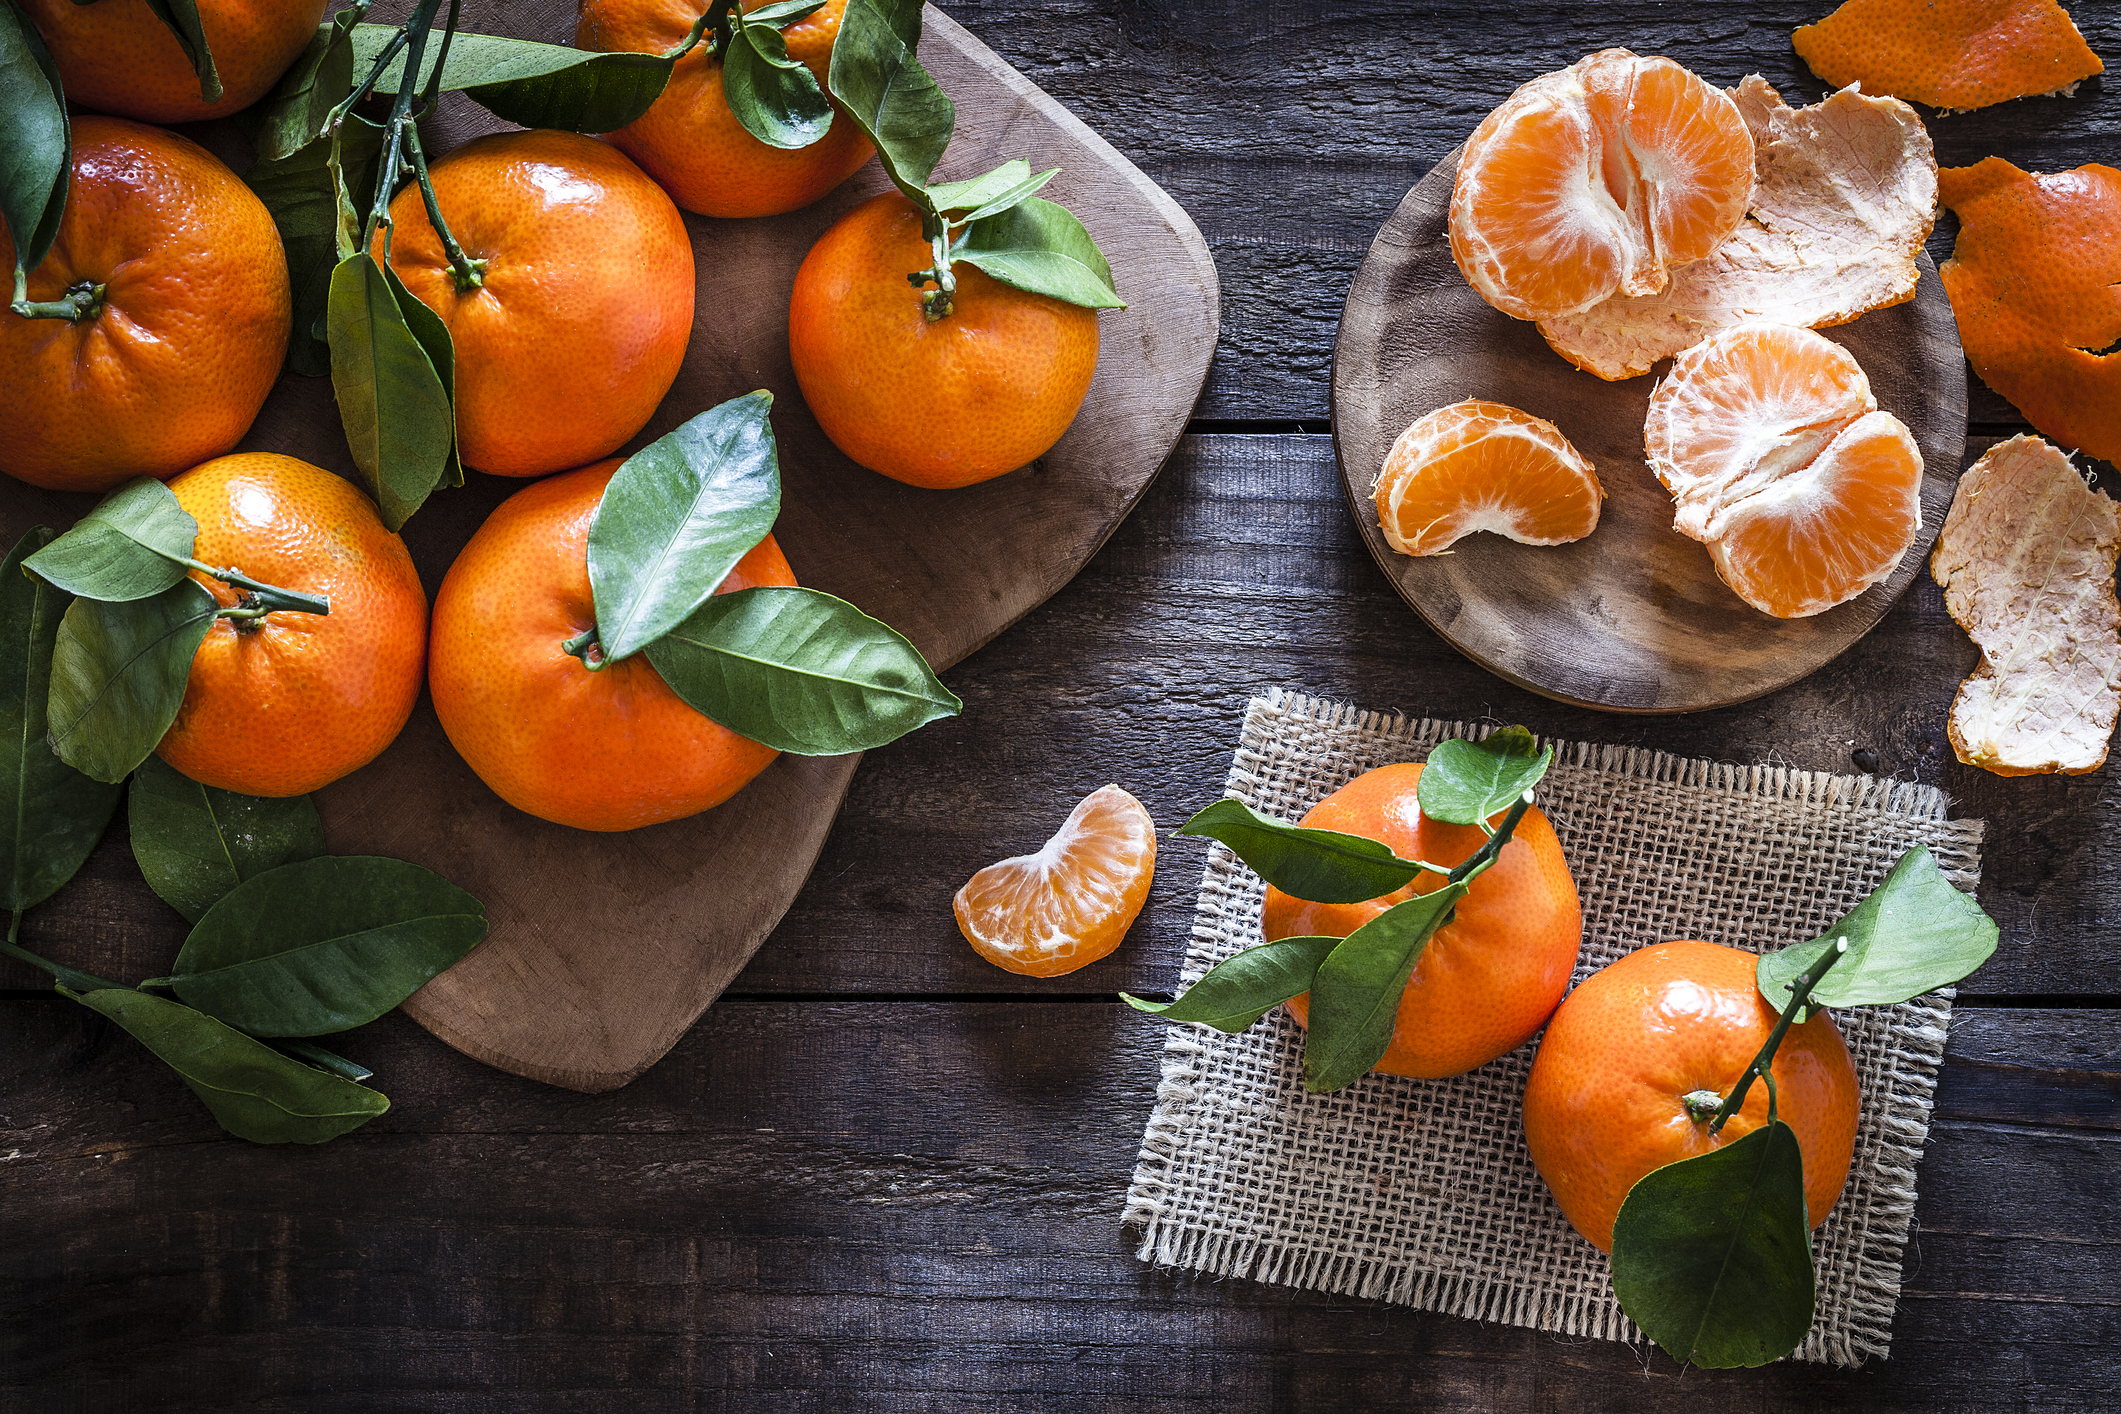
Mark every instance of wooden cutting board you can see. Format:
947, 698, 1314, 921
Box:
1330, 147, 1964, 714
0, 4, 1217, 1092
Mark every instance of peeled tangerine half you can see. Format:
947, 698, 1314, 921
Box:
1450, 48, 1756, 322
1373, 401, 1603, 556
1646, 323, 1923, 618
954, 785, 1156, 978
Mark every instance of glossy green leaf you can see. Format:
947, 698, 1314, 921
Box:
1122, 935, 1339, 1034
1610, 1121, 1816, 1369
588, 392, 782, 663
23, 478, 198, 602
168, 855, 487, 1037
1301, 885, 1466, 1093
273, 1038, 373, 1084
351, 24, 674, 133
383, 259, 462, 488
722, 14, 832, 150
1176, 797, 1423, 904
246, 6, 362, 162
63, 986, 388, 1144
955, 198, 1125, 309
1416, 727, 1553, 826
328, 252, 453, 531
827, 0, 953, 196
247, 99, 387, 376
645, 586, 960, 753
140, 0, 223, 105
0, 3, 69, 304
0, 527, 122, 912
46, 580, 217, 785
928, 159, 1058, 223
1758, 846, 1999, 1021
746, 0, 830, 24
127, 754, 326, 924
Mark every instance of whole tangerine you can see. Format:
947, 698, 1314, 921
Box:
0, 116, 290, 493
1265, 762, 1583, 1080
787, 190, 1101, 489
576, 0, 873, 218
427, 459, 792, 832
1521, 938, 1861, 1253
157, 454, 428, 799
19, 0, 326, 124
377, 130, 694, 479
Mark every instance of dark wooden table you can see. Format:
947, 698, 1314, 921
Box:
7, 2, 2119, 1408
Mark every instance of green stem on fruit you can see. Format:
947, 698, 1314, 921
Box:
359, 0, 449, 258
1446, 793, 1534, 886
404, 120, 484, 291
562, 628, 607, 671
910, 218, 958, 322
10, 279, 105, 324
1, 911, 124, 995
181, 559, 331, 618
700, 0, 739, 60
1704, 936, 1849, 1135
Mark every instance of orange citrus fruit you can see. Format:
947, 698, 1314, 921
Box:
377, 129, 694, 479
954, 785, 1156, 977
788, 190, 1101, 489
0, 116, 290, 493
427, 459, 792, 832
1794, 0, 2103, 112
19, 0, 326, 124
1451, 48, 1755, 322
575, 0, 873, 218
1373, 400, 1603, 556
1265, 762, 1582, 1080
1521, 938, 1861, 1253
1645, 321, 1924, 618
156, 454, 428, 798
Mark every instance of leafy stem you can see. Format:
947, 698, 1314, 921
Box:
2, 911, 124, 995
180, 559, 331, 618
11, 279, 105, 323
350, 0, 481, 292
1692, 937, 1851, 1132
1447, 792, 1533, 885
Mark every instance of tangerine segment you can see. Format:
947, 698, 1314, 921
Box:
1373, 400, 1603, 556
1522, 939, 1860, 1254
1937, 157, 2121, 465
1794, 0, 2102, 111
954, 786, 1155, 978
1268, 763, 1582, 1081
1450, 49, 1754, 322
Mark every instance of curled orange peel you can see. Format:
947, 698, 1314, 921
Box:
1793, 0, 2102, 111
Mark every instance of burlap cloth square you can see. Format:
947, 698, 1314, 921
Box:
1123, 689, 1986, 1365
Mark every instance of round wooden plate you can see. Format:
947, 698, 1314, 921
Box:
1329, 147, 1966, 714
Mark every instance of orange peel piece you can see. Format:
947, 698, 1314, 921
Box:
1540, 77, 1936, 381
1937, 157, 2121, 465
1372, 400, 1603, 556
1793, 0, 2103, 111
1930, 435, 2121, 775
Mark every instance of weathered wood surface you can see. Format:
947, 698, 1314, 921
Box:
7, 0, 2121, 1406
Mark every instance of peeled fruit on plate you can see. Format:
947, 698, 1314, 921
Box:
1793, 0, 2103, 111
1646, 322, 1924, 618
1450, 48, 1755, 322
1373, 401, 1603, 556
1523, 939, 1861, 1254
954, 785, 1155, 977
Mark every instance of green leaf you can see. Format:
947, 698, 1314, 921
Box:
1758, 846, 2000, 1020
168, 855, 488, 1038
927, 159, 1058, 223
1176, 798, 1423, 904
722, 14, 833, 150
0, 527, 123, 912
247, 114, 388, 377
383, 258, 462, 488
587, 391, 783, 663
351, 24, 674, 133
245, 7, 361, 162
1122, 935, 1340, 1034
0, 2, 69, 305
1610, 1121, 1816, 1369
23, 478, 199, 603
140, 0, 223, 105
746, 0, 830, 25
954, 198, 1125, 309
327, 252, 454, 531
46, 580, 217, 785
1301, 886, 1466, 1092
645, 586, 960, 753
1416, 727, 1553, 826
127, 754, 326, 924
63, 986, 388, 1144
827, 0, 953, 197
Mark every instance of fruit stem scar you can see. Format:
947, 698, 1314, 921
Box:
184, 559, 332, 618
562, 628, 607, 670
1705, 935, 1849, 1135
911, 221, 958, 322
10, 281, 106, 324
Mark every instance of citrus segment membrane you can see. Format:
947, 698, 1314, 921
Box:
1930, 435, 2121, 776
954, 785, 1155, 978
1541, 77, 1937, 381
1449, 49, 1754, 322
1372, 400, 1603, 556
1937, 157, 2121, 465
1646, 323, 1923, 618
1793, 0, 2103, 111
